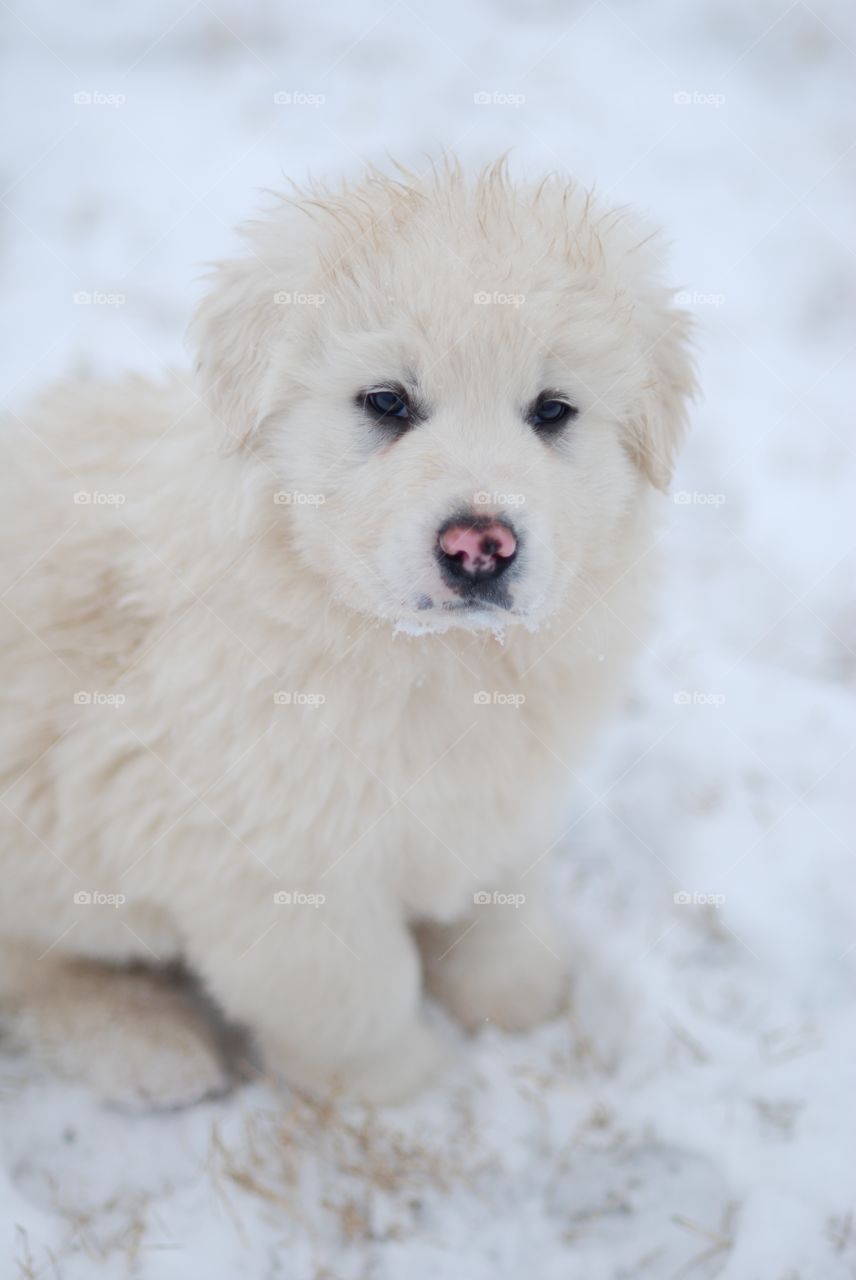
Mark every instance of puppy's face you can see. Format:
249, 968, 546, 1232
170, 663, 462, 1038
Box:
193, 168, 694, 633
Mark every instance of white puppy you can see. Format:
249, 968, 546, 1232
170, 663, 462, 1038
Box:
0, 161, 693, 1105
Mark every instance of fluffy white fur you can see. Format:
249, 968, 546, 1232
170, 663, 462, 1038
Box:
0, 160, 694, 1105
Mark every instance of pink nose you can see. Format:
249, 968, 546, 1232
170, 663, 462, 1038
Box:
438, 519, 517, 577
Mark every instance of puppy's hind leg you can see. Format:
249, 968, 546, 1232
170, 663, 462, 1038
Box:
0, 942, 233, 1109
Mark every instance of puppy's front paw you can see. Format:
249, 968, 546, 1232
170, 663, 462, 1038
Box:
271, 1020, 452, 1105
422, 912, 567, 1033
344, 1021, 453, 1103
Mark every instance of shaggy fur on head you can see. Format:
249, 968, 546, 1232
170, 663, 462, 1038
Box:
0, 159, 694, 1104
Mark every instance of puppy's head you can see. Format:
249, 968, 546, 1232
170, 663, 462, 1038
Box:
190, 161, 694, 633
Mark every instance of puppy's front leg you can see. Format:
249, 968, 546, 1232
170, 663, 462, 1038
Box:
418, 880, 568, 1032
186, 890, 448, 1103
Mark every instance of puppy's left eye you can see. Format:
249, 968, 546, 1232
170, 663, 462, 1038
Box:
364, 390, 410, 421
529, 396, 578, 433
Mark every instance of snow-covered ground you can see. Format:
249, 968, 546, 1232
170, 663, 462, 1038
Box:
1, 1, 854, 1276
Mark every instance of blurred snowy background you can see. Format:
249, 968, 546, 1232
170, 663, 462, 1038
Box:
1, 1, 854, 1277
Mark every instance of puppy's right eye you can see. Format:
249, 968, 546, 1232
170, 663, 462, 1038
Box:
364, 390, 410, 421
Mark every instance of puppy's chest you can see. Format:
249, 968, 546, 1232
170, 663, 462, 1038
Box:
261, 656, 573, 907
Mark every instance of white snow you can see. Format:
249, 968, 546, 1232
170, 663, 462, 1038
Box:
1, 1, 854, 1276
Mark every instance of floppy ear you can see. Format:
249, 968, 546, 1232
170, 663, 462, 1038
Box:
188, 254, 287, 444
626, 299, 696, 492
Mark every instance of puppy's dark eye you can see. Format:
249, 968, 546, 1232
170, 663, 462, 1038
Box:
529, 396, 578, 433
364, 390, 410, 421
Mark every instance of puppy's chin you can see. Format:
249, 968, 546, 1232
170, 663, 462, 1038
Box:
391, 600, 542, 638
328, 574, 557, 638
